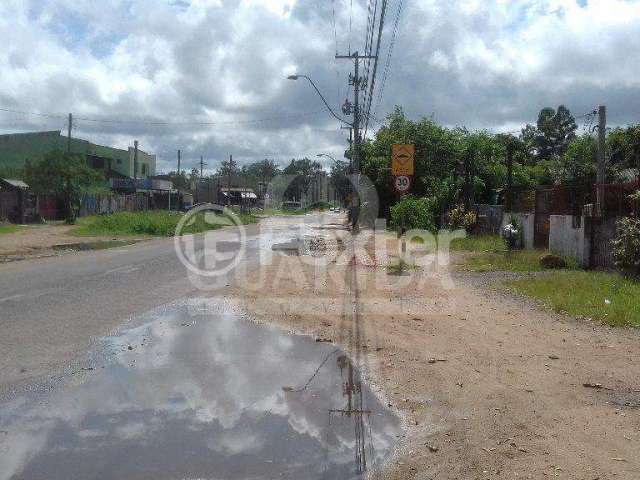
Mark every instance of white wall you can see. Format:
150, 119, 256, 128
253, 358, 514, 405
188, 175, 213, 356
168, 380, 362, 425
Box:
501, 213, 535, 250
549, 215, 589, 267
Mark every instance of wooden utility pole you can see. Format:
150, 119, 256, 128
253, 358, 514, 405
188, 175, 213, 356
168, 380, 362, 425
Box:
335, 51, 376, 230
177, 149, 181, 175
506, 143, 514, 212
596, 105, 607, 212
133, 140, 139, 181
227, 155, 234, 206
199, 155, 207, 178
67, 113, 72, 153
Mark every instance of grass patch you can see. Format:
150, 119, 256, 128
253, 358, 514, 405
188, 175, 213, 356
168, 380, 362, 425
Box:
0, 224, 18, 235
452, 234, 578, 273
450, 234, 505, 253
461, 249, 563, 273
74, 210, 257, 237
506, 271, 640, 327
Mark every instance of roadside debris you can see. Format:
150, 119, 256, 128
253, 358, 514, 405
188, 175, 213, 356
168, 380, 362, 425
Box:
583, 382, 613, 391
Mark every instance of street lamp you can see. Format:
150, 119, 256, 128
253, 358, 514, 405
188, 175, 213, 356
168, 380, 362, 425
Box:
287, 74, 351, 126
316, 153, 338, 163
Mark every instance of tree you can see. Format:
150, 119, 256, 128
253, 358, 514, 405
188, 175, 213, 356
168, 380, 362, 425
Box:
282, 158, 322, 201
521, 105, 577, 161
24, 149, 103, 223
329, 159, 351, 204
166, 170, 189, 191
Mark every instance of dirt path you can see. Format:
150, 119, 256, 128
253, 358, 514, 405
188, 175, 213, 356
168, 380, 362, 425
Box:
227, 228, 640, 479
0, 224, 141, 260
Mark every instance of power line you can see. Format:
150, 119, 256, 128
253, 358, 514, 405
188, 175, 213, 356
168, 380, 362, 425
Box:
331, 0, 339, 56
363, 0, 387, 138
0, 107, 327, 127
373, 0, 404, 122
361, 0, 379, 121
348, 0, 353, 54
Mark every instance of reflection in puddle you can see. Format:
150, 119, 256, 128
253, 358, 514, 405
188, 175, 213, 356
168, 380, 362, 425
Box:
0, 300, 400, 480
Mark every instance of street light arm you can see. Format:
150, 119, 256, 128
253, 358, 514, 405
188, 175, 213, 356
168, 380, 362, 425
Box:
292, 75, 352, 126
317, 153, 338, 163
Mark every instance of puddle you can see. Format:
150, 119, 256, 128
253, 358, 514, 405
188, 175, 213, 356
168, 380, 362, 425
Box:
0, 300, 400, 480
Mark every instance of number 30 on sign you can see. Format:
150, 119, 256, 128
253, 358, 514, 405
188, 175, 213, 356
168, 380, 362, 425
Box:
394, 175, 411, 194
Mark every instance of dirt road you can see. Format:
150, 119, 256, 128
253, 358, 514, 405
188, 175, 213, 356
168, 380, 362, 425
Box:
229, 223, 640, 479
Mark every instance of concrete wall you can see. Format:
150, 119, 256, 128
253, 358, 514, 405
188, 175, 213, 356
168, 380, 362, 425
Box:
474, 204, 504, 235
549, 215, 590, 267
127, 147, 156, 178
501, 213, 535, 250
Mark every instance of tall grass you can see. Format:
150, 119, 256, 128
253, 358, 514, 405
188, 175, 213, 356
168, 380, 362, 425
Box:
450, 234, 506, 253
74, 210, 257, 237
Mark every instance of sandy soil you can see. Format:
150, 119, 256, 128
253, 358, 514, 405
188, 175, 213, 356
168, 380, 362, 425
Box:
227, 225, 640, 479
0, 224, 139, 260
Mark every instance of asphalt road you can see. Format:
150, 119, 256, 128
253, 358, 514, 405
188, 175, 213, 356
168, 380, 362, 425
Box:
0, 216, 317, 398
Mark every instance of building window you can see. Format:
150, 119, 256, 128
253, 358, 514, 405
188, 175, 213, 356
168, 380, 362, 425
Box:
142, 164, 147, 175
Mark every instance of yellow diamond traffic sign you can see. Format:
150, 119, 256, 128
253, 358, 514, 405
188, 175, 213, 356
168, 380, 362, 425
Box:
391, 144, 414, 176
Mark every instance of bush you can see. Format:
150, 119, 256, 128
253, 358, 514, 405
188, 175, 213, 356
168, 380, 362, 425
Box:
446, 205, 476, 231
501, 215, 522, 250
390, 196, 436, 232
612, 216, 640, 277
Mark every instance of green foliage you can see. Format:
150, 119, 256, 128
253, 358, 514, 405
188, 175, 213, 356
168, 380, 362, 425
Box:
389, 195, 436, 231
506, 271, 640, 327
521, 105, 577, 161
24, 149, 103, 224
166, 170, 190, 191
282, 158, 323, 201
608, 125, 640, 170
329, 159, 352, 204
74, 210, 257, 237
446, 204, 476, 231
612, 217, 640, 276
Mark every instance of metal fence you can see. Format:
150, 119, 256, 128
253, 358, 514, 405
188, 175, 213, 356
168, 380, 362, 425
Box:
79, 193, 149, 217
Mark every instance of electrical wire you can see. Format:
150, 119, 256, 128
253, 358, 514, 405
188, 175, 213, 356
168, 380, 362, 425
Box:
363, 0, 387, 139
373, 0, 404, 122
331, 0, 338, 56
0, 107, 327, 127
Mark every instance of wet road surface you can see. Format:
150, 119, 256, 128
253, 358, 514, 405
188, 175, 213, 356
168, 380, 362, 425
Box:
0, 299, 400, 480
0, 214, 340, 396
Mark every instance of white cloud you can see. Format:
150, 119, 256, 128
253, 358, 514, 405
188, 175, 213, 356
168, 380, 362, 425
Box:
0, 0, 639, 172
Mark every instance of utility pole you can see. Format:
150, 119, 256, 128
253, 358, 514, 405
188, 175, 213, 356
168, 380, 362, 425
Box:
506, 143, 514, 212
133, 140, 139, 181
177, 149, 181, 176
336, 51, 376, 229
596, 105, 607, 213
335, 51, 375, 173
227, 155, 234, 206
67, 113, 72, 153
200, 155, 207, 178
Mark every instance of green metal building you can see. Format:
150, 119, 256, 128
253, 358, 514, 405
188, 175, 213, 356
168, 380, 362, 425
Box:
0, 131, 156, 179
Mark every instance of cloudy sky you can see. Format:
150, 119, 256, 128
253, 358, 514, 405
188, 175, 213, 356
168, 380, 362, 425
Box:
1, 0, 639, 173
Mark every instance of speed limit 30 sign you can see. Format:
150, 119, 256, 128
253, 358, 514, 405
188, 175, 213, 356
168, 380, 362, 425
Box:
393, 175, 412, 194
